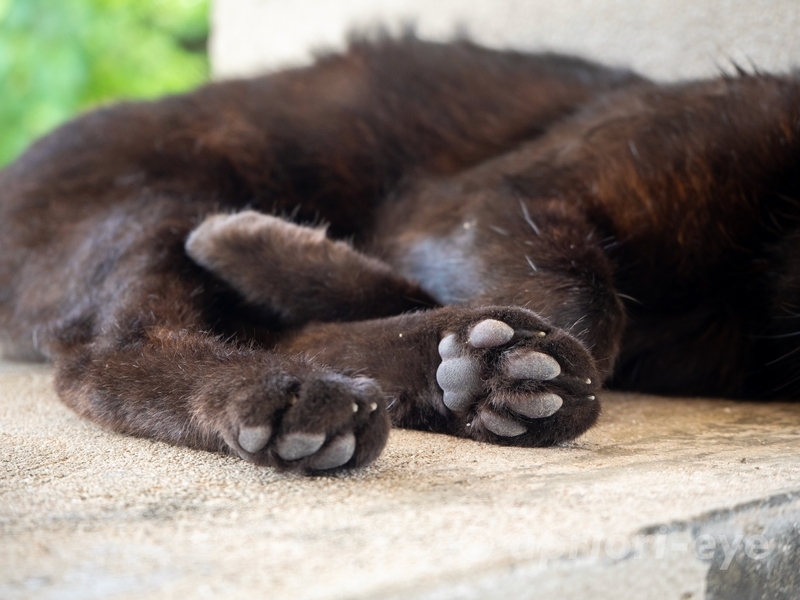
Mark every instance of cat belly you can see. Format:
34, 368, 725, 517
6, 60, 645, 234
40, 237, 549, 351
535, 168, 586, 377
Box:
392, 228, 486, 305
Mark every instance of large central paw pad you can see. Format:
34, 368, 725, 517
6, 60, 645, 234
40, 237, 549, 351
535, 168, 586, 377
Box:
436, 315, 599, 443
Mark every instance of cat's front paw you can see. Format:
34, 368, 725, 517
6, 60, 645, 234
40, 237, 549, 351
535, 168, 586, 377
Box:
218, 369, 390, 473
436, 307, 600, 446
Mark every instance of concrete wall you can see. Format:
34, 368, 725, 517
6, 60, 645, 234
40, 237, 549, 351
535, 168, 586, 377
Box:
210, 0, 800, 81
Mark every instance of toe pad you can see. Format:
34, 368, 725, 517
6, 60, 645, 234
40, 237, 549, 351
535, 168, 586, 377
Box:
512, 392, 563, 418
480, 411, 527, 437
238, 424, 273, 453
308, 432, 356, 470
506, 351, 561, 380
276, 432, 326, 461
469, 319, 515, 348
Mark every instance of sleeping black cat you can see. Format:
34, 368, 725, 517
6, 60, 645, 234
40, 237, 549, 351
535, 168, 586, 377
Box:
1, 38, 798, 472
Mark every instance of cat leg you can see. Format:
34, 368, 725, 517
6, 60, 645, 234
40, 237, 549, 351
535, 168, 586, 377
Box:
277, 305, 601, 445
38, 208, 391, 473
56, 327, 389, 472
185, 210, 435, 326
183, 208, 607, 444
376, 187, 627, 381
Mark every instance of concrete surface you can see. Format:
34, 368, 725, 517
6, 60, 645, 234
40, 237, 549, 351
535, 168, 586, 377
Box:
1, 363, 799, 599
210, 0, 800, 81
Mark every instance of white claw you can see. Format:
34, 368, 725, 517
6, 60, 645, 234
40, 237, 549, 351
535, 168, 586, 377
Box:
352, 403, 359, 413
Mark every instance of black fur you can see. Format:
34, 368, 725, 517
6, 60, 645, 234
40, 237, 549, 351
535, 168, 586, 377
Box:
1, 38, 798, 472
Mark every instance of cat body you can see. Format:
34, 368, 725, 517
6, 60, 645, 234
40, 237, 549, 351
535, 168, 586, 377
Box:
1, 38, 798, 471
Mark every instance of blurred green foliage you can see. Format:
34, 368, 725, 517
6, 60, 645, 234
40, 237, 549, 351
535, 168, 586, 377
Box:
0, 0, 210, 166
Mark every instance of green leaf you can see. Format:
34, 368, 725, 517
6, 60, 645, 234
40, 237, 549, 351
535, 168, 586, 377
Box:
0, 0, 210, 166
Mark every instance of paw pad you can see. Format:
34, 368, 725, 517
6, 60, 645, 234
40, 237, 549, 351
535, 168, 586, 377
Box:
468, 319, 514, 348
307, 432, 356, 470
479, 411, 527, 437
222, 371, 388, 472
238, 424, 273, 454
436, 355, 483, 412
509, 392, 563, 418
435, 315, 596, 439
276, 432, 326, 461
505, 350, 561, 380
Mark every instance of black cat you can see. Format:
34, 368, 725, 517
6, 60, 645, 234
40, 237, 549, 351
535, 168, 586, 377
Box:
1, 38, 798, 472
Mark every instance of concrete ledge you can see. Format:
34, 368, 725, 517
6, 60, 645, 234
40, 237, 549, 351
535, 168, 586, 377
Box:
1, 365, 799, 598
210, 0, 800, 81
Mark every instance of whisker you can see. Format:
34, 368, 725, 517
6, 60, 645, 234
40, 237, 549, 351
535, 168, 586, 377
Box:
569, 315, 587, 330
752, 330, 800, 340
518, 198, 541, 236
489, 225, 510, 236
764, 344, 800, 366
777, 192, 800, 207
628, 140, 640, 160
771, 372, 800, 393
524, 254, 538, 272
617, 293, 643, 305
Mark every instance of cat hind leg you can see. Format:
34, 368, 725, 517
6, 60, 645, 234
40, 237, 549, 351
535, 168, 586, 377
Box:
185, 210, 434, 326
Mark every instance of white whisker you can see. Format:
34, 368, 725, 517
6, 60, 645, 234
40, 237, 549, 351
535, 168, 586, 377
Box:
489, 225, 510, 236
617, 293, 643, 305
519, 199, 541, 236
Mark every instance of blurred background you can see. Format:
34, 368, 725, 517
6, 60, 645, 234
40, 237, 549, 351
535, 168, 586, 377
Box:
0, 0, 209, 166
211, 1, 800, 83
2, 0, 799, 168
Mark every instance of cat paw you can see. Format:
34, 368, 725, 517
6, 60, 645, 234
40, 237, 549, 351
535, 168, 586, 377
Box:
435, 307, 600, 446
220, 371, 390, 473
185, 210, 327, 274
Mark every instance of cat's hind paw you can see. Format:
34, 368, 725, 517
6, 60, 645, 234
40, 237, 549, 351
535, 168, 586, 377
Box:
435, 308, 600, 446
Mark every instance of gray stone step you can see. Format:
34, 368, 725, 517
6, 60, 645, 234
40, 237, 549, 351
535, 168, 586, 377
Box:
0, 365, 798, 599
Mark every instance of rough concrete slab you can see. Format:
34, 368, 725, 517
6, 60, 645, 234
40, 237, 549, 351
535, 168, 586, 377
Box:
1, 364, 799, 599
